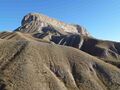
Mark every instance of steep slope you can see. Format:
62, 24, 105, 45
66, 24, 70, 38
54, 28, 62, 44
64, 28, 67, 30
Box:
0, 32, 51, 43
81, 37, 120, 67
0, 39, 120, 90
15, 13, 90, 36
51, 34, 120, 68
32, 30, 120, 68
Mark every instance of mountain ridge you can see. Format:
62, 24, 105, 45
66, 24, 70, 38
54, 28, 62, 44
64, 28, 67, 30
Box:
15, 13, 90, 36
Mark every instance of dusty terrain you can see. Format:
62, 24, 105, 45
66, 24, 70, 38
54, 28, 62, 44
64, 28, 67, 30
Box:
0, 13, 120, 90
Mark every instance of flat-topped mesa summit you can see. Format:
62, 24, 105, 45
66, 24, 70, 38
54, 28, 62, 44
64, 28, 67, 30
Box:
15, 13, 90, 36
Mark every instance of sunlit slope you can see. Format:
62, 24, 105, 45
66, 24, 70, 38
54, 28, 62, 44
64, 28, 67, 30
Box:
0, 38, 120, 90
0, 32, 50, 43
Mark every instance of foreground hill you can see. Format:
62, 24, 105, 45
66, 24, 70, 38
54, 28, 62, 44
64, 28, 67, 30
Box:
0, 13, 120, 90
0, 36, 120, 90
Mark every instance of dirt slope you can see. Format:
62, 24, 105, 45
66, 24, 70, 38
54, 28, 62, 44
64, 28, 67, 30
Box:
0, 33, 120, 90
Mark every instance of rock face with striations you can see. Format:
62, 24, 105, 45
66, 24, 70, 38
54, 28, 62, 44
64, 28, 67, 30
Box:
15, 13, 90, 49
15, 13, 90, 36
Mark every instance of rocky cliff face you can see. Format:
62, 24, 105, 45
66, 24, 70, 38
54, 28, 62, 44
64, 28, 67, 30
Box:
15, 13, 90, 36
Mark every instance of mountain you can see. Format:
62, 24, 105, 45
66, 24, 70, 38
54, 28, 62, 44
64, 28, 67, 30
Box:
0, 13, 120, 90
15, 13, 90, 36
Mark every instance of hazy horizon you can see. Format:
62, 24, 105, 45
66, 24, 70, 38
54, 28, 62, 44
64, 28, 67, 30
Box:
0, 0, 119, 41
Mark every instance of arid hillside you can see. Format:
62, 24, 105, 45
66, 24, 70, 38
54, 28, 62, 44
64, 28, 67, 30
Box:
0, 13, 120, 90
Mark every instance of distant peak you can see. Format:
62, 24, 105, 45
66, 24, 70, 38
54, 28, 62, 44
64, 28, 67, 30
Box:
15, 12, 90, 36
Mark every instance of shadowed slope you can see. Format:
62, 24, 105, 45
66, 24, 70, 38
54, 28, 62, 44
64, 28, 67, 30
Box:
81, 37, 120, 68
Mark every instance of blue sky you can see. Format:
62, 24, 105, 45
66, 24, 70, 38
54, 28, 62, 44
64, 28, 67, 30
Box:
0, 0, 120, 41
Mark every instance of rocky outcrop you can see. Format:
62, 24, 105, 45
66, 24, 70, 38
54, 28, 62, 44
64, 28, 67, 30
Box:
73, 24, 90, 36
51, 34, 84, 49
15, 13, 90, 36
